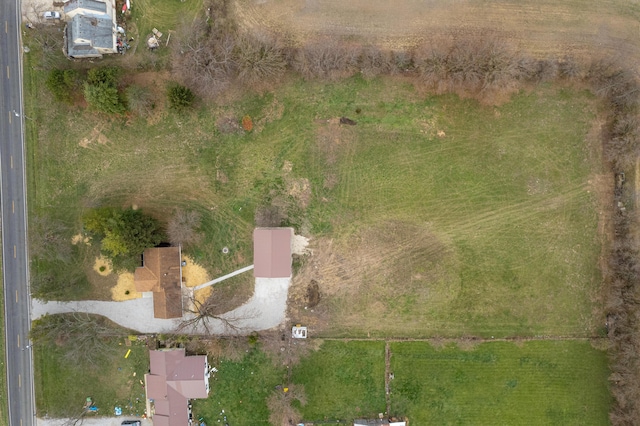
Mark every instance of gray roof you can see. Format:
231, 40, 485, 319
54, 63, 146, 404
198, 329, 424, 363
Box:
64, 0, 107, 14
66, 14, 114, 58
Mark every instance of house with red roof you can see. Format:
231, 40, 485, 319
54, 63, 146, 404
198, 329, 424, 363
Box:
145, 348, 210, 426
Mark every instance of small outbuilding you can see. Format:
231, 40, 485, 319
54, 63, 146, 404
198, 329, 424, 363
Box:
253, 227, 293, 279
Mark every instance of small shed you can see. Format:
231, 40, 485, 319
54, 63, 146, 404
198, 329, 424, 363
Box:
253, 227, 293, 279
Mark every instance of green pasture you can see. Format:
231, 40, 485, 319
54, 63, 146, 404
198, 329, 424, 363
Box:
390, 340, 611, 425
26, 61, 603, 337
192, 348, 284, 426
291, 340, 386, 421
34, 338, 148, 417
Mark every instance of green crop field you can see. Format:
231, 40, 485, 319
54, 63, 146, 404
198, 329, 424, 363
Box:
389, 341, 611, 425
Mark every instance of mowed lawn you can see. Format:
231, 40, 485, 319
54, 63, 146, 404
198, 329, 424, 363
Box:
27, 57, 602, 334
34, 340, 149, 417
290, 341, 386, 421
192, 349, 284, 426
389, 341, 611, 425
285, 81, 603, 338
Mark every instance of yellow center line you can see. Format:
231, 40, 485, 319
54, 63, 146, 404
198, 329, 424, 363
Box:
18, 374, 21, 388
5, 21, 7, 33
17, 334, 20, 347
14, 245, 16, 258
8, 112, 11, 124
10, 156, 13, 168
6, 66, 9, 79
12, 200, 14, 213
15, 290, 18, 303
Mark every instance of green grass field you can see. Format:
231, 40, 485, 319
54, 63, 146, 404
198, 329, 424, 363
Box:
291, 340, 386, 421
390, 341, 611, 425
278, 80, 603, 338
193, 340, 610, 424
192, 348, 284, 426
34, 339, 148, 418
26, 67, 603, 329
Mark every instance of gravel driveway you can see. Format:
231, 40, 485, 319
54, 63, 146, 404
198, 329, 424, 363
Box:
32, 277, 290, 334
37, 418, 151, 426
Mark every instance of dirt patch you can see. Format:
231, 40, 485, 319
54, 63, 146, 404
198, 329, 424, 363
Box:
288, 221, 458, 333
314, 119, 355, 166
281, 160, 312, 210
93, 255, 113, 276
71, 233, 90, 245
305, 279, 320, 308
79, 125, 111, 148
286, 177, 311, 209
111, 272, 141, 301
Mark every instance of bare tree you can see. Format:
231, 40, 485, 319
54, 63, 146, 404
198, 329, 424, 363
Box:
167, 209, 202, 247
267, 384, 306, 426
293, 38, 360, 80
234, 32, 287, 84
359, 45, 393, 79
415, 37, 522, 94
30, 313, 128, 366
177, 292, 257, 334
172, 16, 237, 98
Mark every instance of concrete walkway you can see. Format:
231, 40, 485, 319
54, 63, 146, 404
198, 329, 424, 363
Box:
31, 277, 290, 335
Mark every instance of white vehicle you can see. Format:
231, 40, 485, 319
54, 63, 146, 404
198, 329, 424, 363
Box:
42, 11, 61, 19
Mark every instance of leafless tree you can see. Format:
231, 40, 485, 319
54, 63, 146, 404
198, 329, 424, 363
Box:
234, 32, 287, 84
172, 16, 237, 98
267, 384, 306, 426
415, 37, 522, 94
293, 38, 360, 80
177, 292, 257, 335
359, 45, 394, 79
167, 209, 202, 247
30, 313, 127, 366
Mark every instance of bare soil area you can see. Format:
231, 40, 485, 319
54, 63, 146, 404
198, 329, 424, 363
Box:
235, 0, 640, 65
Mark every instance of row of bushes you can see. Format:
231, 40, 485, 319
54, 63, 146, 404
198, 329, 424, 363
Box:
587, 63, 640, 425
172, 1, 592, 100
46, 66, 195, 114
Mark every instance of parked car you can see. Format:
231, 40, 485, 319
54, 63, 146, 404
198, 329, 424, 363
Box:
42, 11, 61, 19
121, 422, 141, 426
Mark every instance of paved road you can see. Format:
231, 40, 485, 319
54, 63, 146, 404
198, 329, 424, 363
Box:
0, 0, 36, 425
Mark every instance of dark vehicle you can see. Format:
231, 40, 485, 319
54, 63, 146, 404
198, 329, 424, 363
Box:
121, 422, 142, 426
